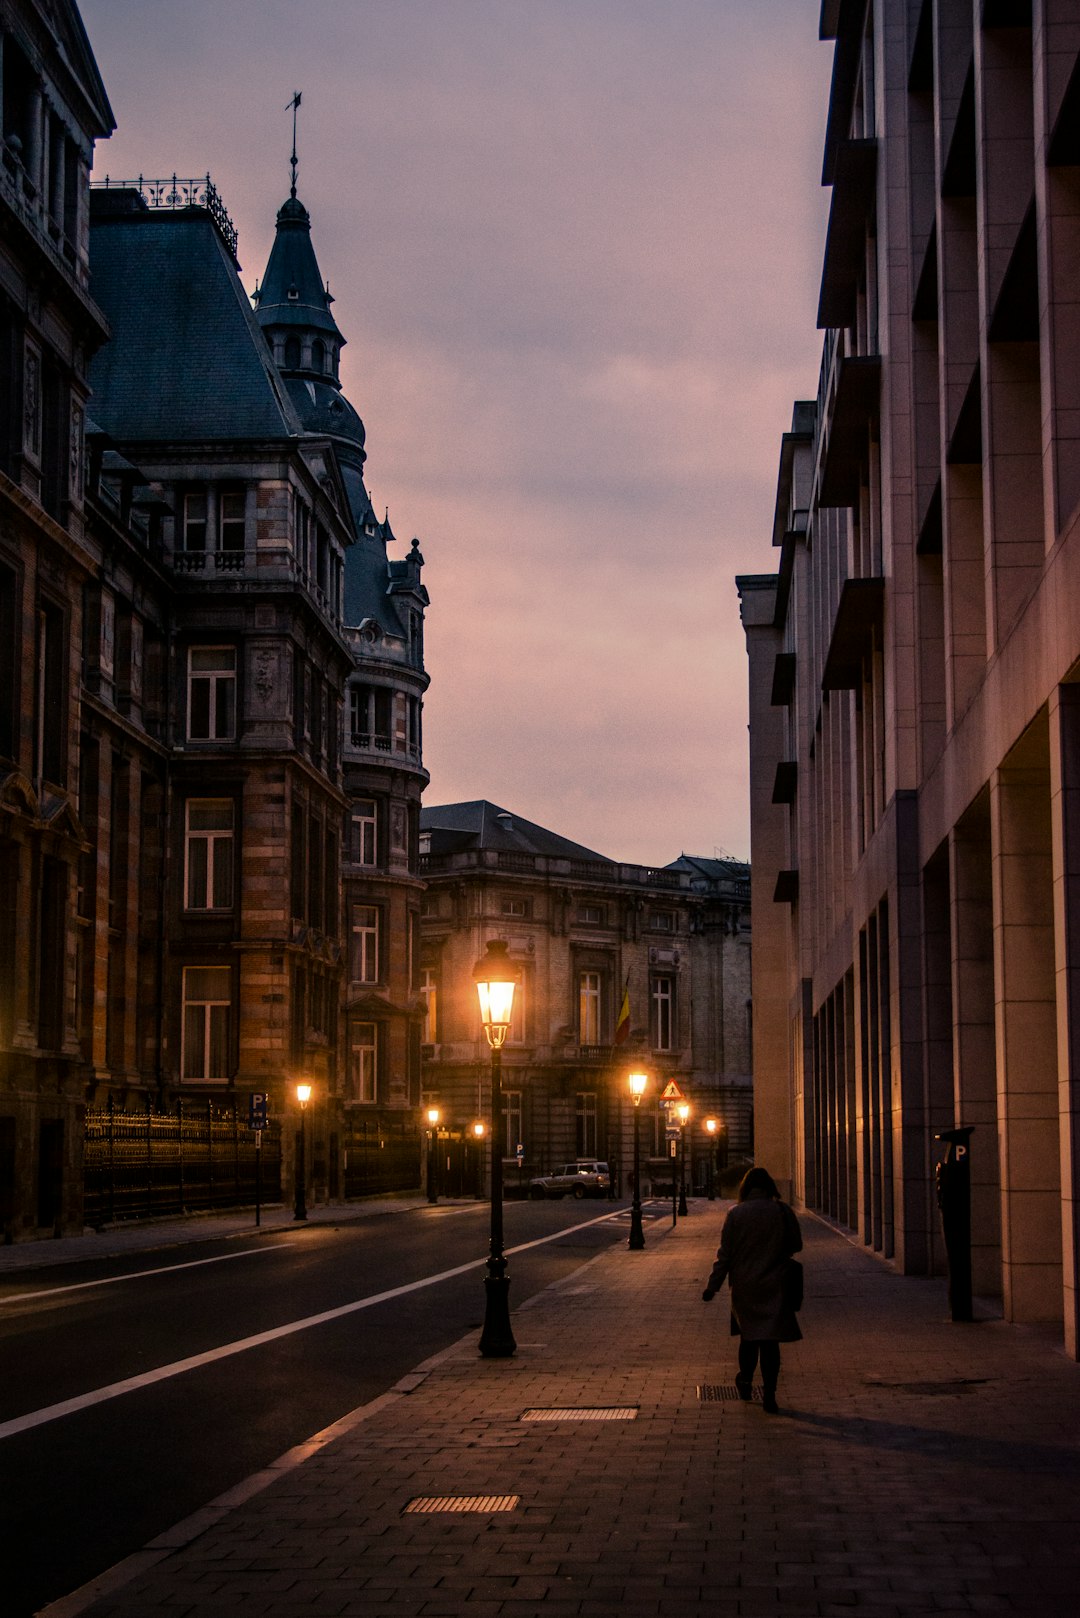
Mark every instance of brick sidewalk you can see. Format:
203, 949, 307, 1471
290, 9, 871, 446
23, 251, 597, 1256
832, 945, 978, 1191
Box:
42, 1204, 1080, 1618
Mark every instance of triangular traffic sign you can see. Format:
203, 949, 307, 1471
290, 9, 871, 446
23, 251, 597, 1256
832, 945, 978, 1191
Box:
660, 1079, 684, 1101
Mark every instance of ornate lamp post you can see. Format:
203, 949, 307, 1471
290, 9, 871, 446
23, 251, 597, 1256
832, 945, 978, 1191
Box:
628, 1071, 648, 1250
426, 1107, 441, 1203
472, 1120, 486, 1199
473, 939, 517, 1358
294, 1082, 312, 1221
676, 1100, 690, 1217
704, 1116, 718, 1199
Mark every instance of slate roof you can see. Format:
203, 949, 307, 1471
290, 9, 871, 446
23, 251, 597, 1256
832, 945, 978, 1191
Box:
421, 801, 613, 863
665, 853, 751, 892
88, 198, 303, 443
254, 195, 343, 339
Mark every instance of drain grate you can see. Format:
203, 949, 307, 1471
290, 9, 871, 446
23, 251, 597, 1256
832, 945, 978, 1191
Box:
697, 1384, 760, 1402
403, 1494, 519, 1514
520, 1406, 638, 1422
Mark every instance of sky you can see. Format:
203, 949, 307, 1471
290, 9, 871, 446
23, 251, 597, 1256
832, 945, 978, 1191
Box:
79, 0, 833, 867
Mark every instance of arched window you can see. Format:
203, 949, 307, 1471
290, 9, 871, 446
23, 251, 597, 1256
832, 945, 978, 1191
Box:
312, 339, 325, 374
284, 335, 301, 370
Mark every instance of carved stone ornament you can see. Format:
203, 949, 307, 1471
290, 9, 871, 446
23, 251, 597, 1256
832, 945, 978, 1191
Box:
253, 645, 277, 706
23, 347, 40, 458
70, 403, 83, 499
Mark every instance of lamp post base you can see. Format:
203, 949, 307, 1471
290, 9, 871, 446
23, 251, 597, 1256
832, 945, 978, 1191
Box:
479, 1269, 516, 1357
628, 1204, 645, 1250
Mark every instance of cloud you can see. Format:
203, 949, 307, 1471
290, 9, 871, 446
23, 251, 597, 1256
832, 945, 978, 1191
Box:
81, 0, 832, 863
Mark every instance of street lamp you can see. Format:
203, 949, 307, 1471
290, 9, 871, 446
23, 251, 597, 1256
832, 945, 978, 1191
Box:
473, 939, 517, 1358
426, 1107, 440, 1203
628, 1071, 647, 1250
472, 1121, 486, 1200
676, 1101, 690, 1217
704, 1117, 718, 1199
294, 1082, 312, 1221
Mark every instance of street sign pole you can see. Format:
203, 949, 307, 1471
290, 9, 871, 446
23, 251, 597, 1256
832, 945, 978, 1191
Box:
254, 1129, 262, 1227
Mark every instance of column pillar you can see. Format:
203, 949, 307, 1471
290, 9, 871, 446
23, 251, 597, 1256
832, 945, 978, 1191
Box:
949, 803, 1002, 1299
1050, 684, 1080, 1358
990, 720, 1062, 1323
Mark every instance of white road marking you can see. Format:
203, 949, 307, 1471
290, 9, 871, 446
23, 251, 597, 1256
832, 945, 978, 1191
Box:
0, 1245, 288, 1307
0, 1208, 623, 1440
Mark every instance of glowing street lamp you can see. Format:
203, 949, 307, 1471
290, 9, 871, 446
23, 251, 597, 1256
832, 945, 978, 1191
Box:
704, 1116, 718, 1199
294, 1082, 312, 1222
473, 939, 518, 1357
676, 1100, 690, 1217
628, 1071, 648, 1250
426, 1106, 441, 1204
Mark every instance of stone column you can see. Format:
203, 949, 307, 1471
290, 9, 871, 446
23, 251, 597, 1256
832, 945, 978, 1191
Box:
1049, 683, 1080, 1359
990, 720, 1063, 1323
949, 803, 1002, 1298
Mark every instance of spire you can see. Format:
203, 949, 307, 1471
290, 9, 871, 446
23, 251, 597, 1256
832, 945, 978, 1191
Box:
287, 90, 301, 199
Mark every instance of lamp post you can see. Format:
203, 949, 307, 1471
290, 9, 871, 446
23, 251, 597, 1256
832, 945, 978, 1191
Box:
628, 1071, 647, 1250
676, 1100, 690, 1217
704, 1117, 718, 1199
426, 1107, 440, 1203
294, 1082, 312, 1221
472, 1120, 486, 1199
473, 939, 517, 1358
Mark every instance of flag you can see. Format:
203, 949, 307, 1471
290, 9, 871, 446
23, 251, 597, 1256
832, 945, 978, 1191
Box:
614, 979, 630, 1046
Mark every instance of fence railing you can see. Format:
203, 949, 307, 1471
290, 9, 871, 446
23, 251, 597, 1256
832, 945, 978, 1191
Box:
83, 1099, 281, 1227
337, 1116, 421, 1199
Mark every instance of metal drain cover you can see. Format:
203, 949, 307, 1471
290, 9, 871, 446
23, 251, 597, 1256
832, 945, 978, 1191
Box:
520, 1407, 638, 1422
403, 1494, 519, 1514
697, 1384, 760, 1402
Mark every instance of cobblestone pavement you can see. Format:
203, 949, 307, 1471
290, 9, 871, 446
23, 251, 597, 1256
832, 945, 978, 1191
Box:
34, 1202, 1080, 1618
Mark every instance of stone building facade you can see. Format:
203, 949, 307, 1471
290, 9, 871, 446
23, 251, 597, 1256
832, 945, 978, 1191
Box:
739, 0, 1080, 1357
418, 802, 751, 1194
0, 0, 114, 1236
0, 0, 429, 1240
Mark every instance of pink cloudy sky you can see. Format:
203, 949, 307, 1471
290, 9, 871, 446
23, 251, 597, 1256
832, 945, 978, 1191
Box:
80, 0, 832, 866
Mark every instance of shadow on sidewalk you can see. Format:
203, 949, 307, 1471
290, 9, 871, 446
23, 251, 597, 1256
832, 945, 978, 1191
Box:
787, 1406, 1080, 1475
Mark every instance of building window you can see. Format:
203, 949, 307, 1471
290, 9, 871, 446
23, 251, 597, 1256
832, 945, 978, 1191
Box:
501, 897, 529, 917
576, 1092, 598, 1158
182, 966, 231, 1082
351, 799, 377, 866
185, 799, 234, 910
577, 903, 604, 926
420, 966, 438, 1044
506, 977, 526, 1046
651, 975, 674, 1052
350, 904, 379, 984
579, 970, 601, 1044
347, 1021, 377, 1102
350, 683, 392, 749
504, 1089, 523, 1159
219, 489, 246, 551
649, 910, 676, 932
182, 491, 208, 551
188, 648, 236, 741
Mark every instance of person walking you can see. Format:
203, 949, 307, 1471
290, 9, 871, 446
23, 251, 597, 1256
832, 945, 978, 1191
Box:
701, 1166, 802, 1414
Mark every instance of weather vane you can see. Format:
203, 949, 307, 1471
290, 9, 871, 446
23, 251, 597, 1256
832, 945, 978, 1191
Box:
286, 90, 302, 198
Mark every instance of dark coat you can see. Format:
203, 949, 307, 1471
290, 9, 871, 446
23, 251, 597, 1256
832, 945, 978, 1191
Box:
706, 1190, 803, 1343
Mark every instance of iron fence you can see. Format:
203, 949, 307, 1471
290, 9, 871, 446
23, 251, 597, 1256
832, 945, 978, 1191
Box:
84, 1099, 281, 1227
338, 1115, 421, 1199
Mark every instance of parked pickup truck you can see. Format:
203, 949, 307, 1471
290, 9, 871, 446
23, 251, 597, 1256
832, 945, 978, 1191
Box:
529, 1161, 611, 1199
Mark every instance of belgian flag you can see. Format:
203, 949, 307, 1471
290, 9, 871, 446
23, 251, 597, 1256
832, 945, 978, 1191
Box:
613, 978, 630, 1046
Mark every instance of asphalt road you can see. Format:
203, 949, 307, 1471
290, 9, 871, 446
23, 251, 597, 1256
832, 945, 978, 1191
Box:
0, 1197, 670, 1617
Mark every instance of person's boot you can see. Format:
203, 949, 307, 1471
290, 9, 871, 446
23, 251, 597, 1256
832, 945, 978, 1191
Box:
761, 1386, 779, 1414
735, 1372, 752, 1400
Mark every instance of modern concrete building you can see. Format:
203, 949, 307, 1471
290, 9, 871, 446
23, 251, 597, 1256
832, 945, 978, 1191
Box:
739, 0, 1080, 1356
418, 801, 751, 1195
